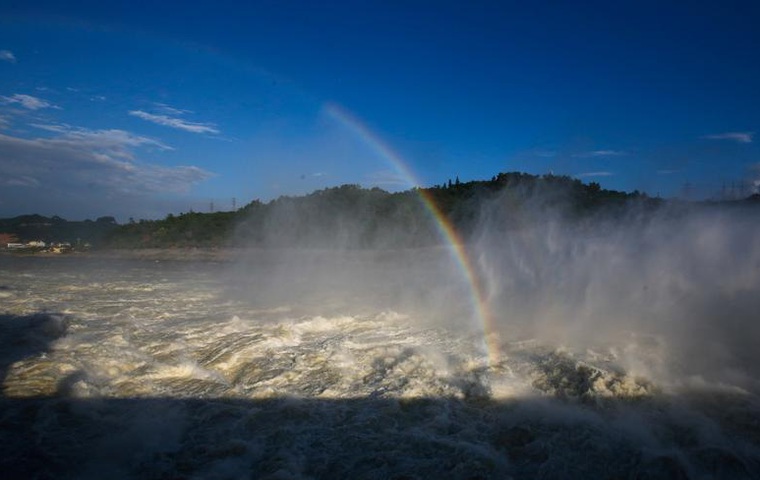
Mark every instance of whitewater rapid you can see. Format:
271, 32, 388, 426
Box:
1, 254, 759, 479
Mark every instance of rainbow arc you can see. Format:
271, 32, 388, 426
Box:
324, 103, 500, 366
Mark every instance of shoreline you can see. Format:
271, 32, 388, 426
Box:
0, 248, 238, 262
0, 245, 453, 262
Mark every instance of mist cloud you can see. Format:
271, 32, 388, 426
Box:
229, 177, 760, 397
472, 193, 760, 392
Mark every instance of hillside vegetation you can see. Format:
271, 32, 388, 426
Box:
0, 215, 118, 248
103, 172, 658, 249
8, 171, 745, 250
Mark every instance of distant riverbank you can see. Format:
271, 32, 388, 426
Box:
0, 246, 458, 265
0, 248, 236, 262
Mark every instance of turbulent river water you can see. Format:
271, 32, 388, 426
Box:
1, 250, 759, 479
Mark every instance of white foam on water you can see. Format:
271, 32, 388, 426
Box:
0, 253, 759, 479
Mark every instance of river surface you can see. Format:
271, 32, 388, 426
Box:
1, 252, 759, 479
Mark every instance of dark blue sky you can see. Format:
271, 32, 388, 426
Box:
1, 1, 758, 219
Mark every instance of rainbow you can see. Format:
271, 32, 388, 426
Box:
324, 103, 501, 366
18, 21, 501, 365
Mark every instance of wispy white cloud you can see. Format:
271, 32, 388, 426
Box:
129, 109, 219, 134
0, 50, 16, 63
30, 123, 172, 155
154, 103, 192, 116
1, 175, 40, 188
572, 150, 628, 158
703, 132, 753, 143
0, 125, 212, 213
1, 93, 58, 110
576, 171, 614, 178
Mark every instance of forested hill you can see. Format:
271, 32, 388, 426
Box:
0, 214, 118, 247
103, 172, 660, 249
6, 171, 752, 250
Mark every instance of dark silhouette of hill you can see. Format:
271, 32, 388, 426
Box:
7, 171, 760, 250
0, 214, 117, 246
101, 172, 664, 249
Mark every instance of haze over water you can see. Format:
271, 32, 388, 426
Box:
2, 201, 760, 479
